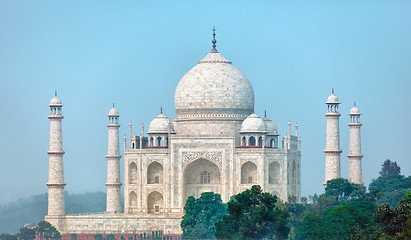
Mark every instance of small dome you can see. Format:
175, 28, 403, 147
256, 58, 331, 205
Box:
108, 107, 119, 116
49, 96, 62, 106
326, 93, 340, 104
263, 117, 278, 135
240, 113, 266, 133
350, 106, 361, 115
148, 113, 173, 133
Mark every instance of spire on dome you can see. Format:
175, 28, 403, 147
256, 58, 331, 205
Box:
211, 26, 218, 53
55, 90, 57, 97
264, 110, 267, 118
160, 105, 163, 114
354, 101, 356, 107
332, 88, 334, 94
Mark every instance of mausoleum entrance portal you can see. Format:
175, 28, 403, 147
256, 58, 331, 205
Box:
183, 158, 221, 202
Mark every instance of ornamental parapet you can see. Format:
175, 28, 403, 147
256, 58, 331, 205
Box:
46, 183, 66, 187
48, 115, 64, 119
107, 123, 120, 127
105, 183, 122, 187
347, 154, 363, 158
47, 151, 65, 155
106, 155, 121, 159
348, 122, 362, 126
176, 108, 252, 121
325, 112, 341, 117
323, 149, 342, 153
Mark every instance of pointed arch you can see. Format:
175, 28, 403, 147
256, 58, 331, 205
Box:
129, 162, 137, 184
147, 191, 163, 213
147, 161, 163, 184
129, 191, 137, 211
249, 136, 256, 146
183, 158, 221, 201
241, 161, 257, 184
269, 162, 280, 184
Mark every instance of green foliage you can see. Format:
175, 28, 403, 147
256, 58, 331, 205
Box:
36, 221, 61, 240
399, 191, 411, 206
215, 185, 289, 240
94, 234, 103, 239
0, 234, 17, 240
106, 234, 115, 239
181, 192, 227, 239
379, 159, 401, 177
374, 203, 411, 238
18, 226, 35, 240
370, 175, 411, 208
297, 201, 380, 240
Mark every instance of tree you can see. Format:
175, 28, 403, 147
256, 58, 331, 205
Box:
181, 192, 227, 239
370, 173, 411, 207
35, 221, 61, 240
18, 226, 35, 240
324, 178, 354, 202
215, 185, 289, 240
0, 234, 17, 240
297, 201, 380, 240
374, 202, 411, 238
379, 159, 401, 177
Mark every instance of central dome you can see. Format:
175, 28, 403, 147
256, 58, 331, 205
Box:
174, 51, 255, 119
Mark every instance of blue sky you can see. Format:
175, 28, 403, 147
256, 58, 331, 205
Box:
0, 1, 410, 204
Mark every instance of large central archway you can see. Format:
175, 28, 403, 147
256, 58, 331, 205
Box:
183, 158, 221, 202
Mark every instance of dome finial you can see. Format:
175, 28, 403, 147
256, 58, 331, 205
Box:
113, 102, 115, 108
264, 110, 267, 118
160, 105, 163, 114
332, 88, 334, 94
211, 26, 218, 53
354, 101, 356, 107
55, 90, 57, 97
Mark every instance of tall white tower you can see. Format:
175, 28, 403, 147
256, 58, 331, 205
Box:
47, 93, 66, 216
348, 103, 363, 184
106, 105, 122, 213
324, 90, 342, 184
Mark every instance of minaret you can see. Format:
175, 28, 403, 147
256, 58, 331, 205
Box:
47, 92, 66, 216
324, 89, 342, 184
348, 103, 363, 184
106, 104, 122, 213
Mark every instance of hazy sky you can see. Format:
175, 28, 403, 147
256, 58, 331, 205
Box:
0, 1, 410, 205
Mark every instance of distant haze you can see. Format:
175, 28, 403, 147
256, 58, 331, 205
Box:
0, 1, 410, 205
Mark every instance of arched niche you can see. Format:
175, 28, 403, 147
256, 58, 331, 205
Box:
258, 137, 262, 146
241, 161, 257, 184
183, 158, 221, 201
147, 162, 163, 184
129, 191, 137, 212
269, 162, 280, 184
129, 162, 137, 184
147, 191, 163, 213
249, 136, 256, 146
269, 139, 275, 148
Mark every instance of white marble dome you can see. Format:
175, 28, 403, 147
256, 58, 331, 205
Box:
240, 113, 266, 133
263, 117, 278, 135
108, 107, 119, 116
49, 96, 62, 106
174, 51, 254, 114
326, 93, 340, 104
350, 106, 361, 115
148, 113, 172, 133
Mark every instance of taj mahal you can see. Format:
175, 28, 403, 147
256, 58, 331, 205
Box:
45, 30, 362, 235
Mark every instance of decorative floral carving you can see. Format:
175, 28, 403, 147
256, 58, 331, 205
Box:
182, 151, 222, 167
